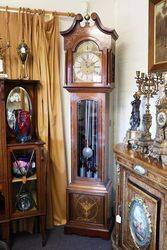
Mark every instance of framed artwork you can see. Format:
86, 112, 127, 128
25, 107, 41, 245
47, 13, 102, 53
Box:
149, 0, 167, 71
129, 198, 152, 248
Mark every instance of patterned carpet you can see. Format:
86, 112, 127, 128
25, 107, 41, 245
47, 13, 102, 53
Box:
12, 226, 112, 250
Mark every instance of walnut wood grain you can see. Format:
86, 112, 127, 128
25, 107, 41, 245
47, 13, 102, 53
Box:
114, 143, 167, 250
61, 13, 117, 239
0, 79, 46, 247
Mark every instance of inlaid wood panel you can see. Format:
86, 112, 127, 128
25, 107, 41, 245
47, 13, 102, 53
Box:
69, 193, 104, 225
114, 143, 167, 250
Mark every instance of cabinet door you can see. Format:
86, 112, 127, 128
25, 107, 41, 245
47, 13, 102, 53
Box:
120, 170, 162, 250
0, 105, 5, 180
8, 146, 43, 218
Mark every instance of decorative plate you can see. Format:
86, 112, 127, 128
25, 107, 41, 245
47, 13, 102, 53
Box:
129, 198, 152, 248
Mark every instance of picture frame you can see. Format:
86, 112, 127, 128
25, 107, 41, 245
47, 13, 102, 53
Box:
149, 0, 167, 72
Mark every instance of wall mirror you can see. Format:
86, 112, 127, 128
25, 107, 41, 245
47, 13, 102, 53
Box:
6, 87, 32, 142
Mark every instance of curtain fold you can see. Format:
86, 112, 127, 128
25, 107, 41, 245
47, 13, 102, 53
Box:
0, 8, 67, 228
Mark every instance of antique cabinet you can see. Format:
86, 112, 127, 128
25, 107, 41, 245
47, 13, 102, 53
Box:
0, 79, 46, 246
114, 143, 167, 249
61, 13, 118, 239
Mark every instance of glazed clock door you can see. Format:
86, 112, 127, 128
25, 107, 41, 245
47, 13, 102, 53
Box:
73, 41, 102, 83
121, 170, 160, 250
71, 93, 104, 181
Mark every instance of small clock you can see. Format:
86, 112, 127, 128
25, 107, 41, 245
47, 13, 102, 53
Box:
16, 191, 34, 211
157, 111, 166, 127
73, 41, 102, 83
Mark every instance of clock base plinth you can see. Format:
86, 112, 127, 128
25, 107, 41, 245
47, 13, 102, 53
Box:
65, 180, 113, 240
64, 222, 112, 240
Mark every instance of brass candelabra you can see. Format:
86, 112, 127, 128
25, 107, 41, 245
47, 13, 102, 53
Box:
135, 71, 164, 153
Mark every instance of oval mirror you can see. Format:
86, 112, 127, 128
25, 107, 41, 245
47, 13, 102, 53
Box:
6, 87, 32, 142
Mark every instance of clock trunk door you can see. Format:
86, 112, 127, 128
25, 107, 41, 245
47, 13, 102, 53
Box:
71, 93, 104, 181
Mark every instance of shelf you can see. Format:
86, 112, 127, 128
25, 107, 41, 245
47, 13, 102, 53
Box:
7, 140, 45, 147
13, 205, 37, 215
12, 174, 37, 183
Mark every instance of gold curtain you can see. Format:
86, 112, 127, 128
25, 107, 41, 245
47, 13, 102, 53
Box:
0, 8, 67, 226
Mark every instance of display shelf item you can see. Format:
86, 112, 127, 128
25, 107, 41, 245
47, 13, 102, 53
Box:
11, 149, 36, 178
12, 173, 37, 183
12, 180, 38, 214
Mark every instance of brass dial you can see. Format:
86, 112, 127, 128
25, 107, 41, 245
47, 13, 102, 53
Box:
73, 41, 102, 83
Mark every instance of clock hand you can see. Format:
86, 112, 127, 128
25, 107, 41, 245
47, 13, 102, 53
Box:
90, 60, 99, 66
81, 55, 87, 62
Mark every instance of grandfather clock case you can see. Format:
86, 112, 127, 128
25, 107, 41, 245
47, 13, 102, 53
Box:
61, 13, 118, 239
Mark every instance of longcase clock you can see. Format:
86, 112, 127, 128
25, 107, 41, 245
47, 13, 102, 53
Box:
61, 12, 118, 239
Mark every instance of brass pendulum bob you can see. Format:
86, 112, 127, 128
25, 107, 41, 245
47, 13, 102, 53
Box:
82, 140, 93, 159
82, 100, 93, 159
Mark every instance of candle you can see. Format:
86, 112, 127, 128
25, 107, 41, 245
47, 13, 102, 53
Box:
136, 71, 140, 77
141, 72, 145, 78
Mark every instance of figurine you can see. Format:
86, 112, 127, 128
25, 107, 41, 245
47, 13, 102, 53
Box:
124, 91, 142, 150
130, 92, 141, 131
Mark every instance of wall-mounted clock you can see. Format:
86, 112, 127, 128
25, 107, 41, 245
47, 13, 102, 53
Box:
61, 12, 118, 239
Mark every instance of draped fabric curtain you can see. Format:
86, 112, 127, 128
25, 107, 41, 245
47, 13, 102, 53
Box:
0, 8, 67, 227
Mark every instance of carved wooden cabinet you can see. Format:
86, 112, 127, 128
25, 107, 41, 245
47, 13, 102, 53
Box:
0, 79, 46, 246
61, 13, 118, 239
114, 143, 167, 250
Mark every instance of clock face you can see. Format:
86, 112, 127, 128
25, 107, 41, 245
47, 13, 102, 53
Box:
157, 111, 166, 127
73, 41, 102, 83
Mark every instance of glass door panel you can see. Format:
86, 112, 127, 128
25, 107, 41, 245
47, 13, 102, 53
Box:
9, 148, 39, 215
12, 180, 38, 214
77, 100, 98, 179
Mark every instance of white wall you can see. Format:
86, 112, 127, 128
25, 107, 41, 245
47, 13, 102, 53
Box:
114, 0, 150, 143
